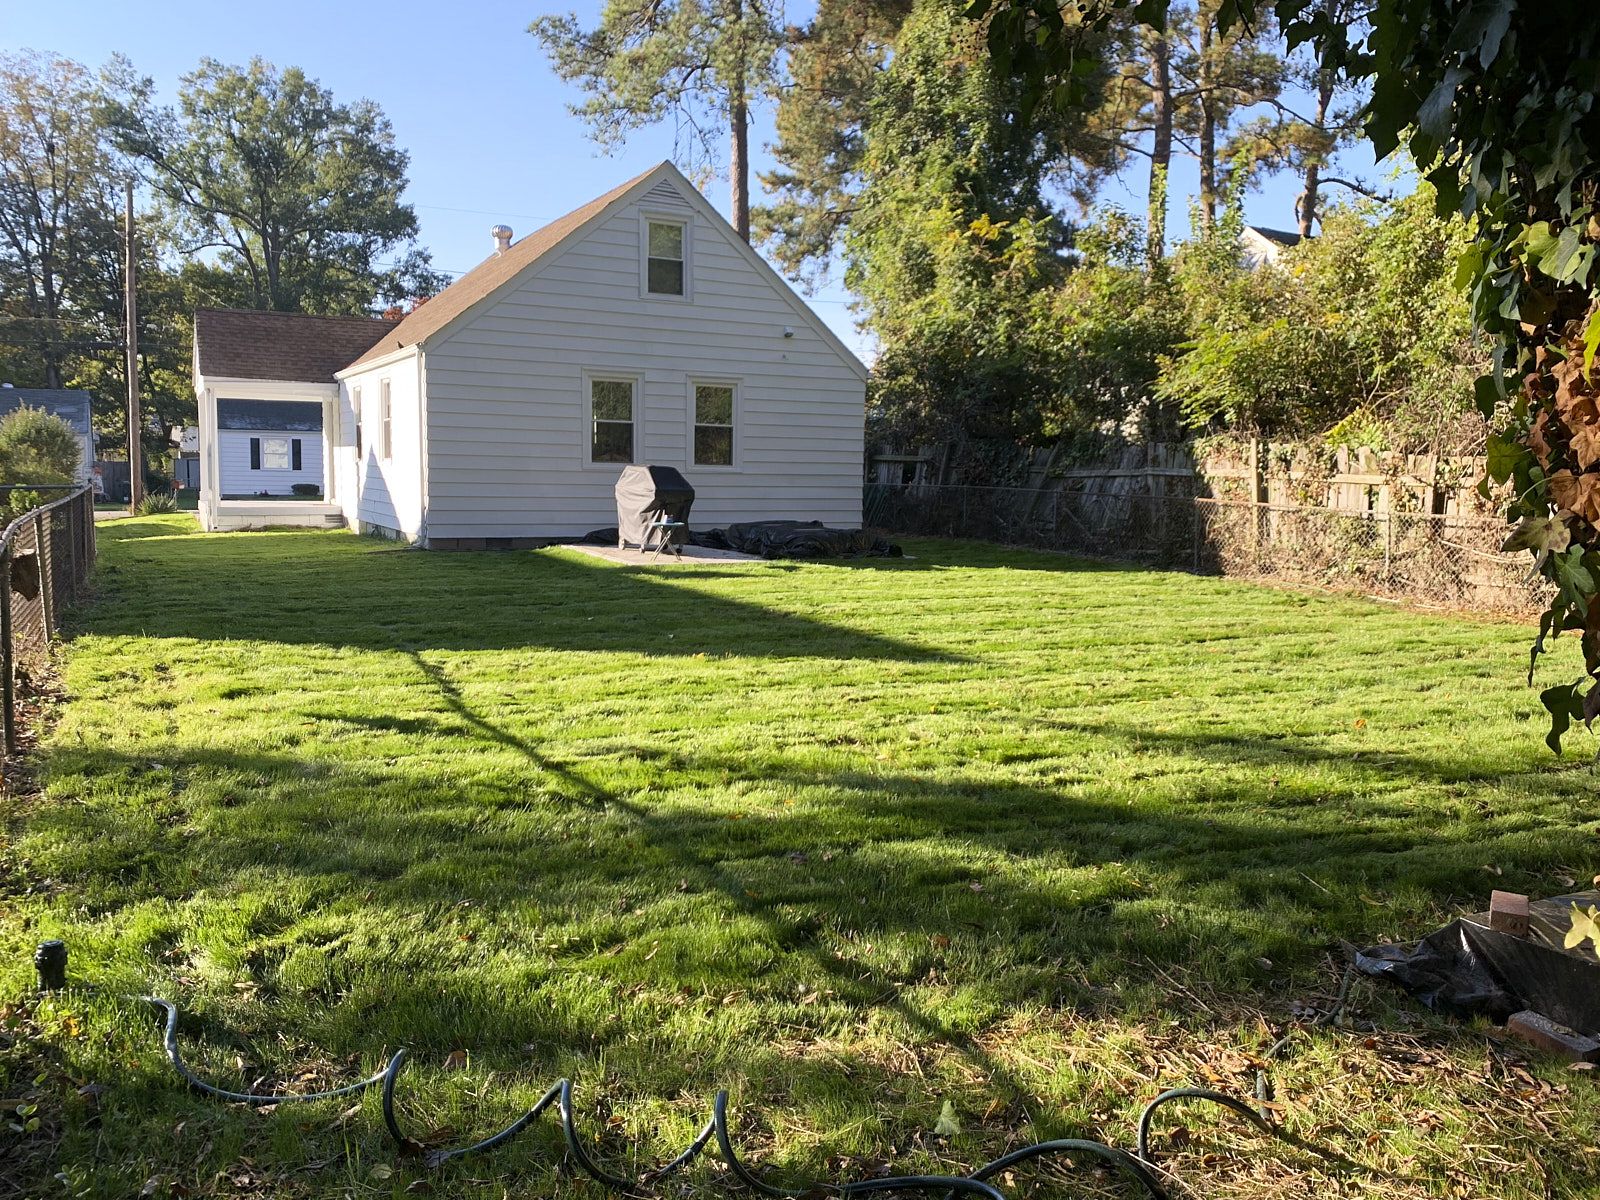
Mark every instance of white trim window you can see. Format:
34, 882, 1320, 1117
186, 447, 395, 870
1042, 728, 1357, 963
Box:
692, 381, 736, 467
261, 436, 292, 470
379, 379, 393, 461
589, 376, 637, 463
352, 386, 363, 458
644, 218, 687, 297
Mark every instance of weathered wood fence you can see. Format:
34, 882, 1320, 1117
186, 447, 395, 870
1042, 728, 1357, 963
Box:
864, 441, 1541, 612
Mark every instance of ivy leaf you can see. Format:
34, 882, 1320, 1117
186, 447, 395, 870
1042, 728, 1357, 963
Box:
1485, 431, 1526, 482
1502, 515, 1571, 555
1417, 67, 1470, 142
1522, 221, 1557, 264
1454, 243, 1486, 290
1544, 225, 1588, 283
1541, 682, 1585, 754
1584, 309, 1600, 378
933, 1100, 962, 1137
1565, 903, 1600, 950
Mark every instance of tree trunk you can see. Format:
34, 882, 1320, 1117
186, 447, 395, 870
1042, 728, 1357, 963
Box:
730, 76, 750, 242
1146, 25, 1173, 264
1197, 11, 1216, 229
1295, 71, 1336, 239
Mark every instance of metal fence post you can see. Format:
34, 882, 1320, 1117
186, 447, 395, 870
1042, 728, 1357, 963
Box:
1, 548, 15, 756
65, 498, 79, 602
34, 510, 53, 644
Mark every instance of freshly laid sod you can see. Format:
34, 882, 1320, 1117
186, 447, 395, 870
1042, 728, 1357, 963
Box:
2, 515, 1598, 1199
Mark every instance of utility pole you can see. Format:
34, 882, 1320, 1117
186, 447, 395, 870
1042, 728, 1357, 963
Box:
124, 180, 143, 513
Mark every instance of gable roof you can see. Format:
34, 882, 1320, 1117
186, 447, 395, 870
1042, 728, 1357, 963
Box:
342, 161, 869, 382
194, 309, 393, 384
1245, 226, 1303, 248
0, 388, 93, 440
344, 165, 661, 370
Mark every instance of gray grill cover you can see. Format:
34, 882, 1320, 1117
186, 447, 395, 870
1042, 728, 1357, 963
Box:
615, 465, 695, 549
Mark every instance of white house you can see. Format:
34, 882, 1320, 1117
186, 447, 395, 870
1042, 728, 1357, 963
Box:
1239, 225, 1303, 270
191, 162, 869, 546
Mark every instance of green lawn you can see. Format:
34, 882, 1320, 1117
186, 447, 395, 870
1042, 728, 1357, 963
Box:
3, 515, 1598, 1199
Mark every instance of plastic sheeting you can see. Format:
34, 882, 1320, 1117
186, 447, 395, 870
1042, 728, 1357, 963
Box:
580, 520, 902, 560
1355, 890, 1600, 1032
699, 521, 902, 560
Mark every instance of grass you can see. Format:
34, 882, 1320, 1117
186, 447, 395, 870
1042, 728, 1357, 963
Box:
2, 514, 1598, 1199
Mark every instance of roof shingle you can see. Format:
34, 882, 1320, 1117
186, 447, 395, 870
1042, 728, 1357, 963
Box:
342, 164, 662, 370
193, 309, 394, 384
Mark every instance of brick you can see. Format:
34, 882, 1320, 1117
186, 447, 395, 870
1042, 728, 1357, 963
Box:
1489, 890, 1530, 937
1507, 1011, 1600, 1062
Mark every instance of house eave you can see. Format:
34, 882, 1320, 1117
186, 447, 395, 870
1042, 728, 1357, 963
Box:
333, 343, 419, 380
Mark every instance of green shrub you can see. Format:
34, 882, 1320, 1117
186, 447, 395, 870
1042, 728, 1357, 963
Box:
0, 406, 81, 485
136, 493, 178, 516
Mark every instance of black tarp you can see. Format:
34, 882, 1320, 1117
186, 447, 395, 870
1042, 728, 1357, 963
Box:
581, 519, 901, 560
614, 465, 694, 551
1355, 890, 1600, 1032
700, 521, 901, 559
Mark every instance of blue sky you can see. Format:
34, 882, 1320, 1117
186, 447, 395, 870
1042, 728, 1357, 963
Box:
7, 0, 1396, 362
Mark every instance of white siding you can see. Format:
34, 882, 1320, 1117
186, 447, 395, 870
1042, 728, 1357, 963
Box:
338, 352, 425, 539
421, 179, 866, 541
217, 429, 323, 496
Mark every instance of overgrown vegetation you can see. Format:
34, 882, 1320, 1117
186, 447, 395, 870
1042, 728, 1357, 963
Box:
2, 519, 1598, 1198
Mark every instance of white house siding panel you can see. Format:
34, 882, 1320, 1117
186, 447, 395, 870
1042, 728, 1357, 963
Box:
339, 352, 425, 539
217, 430, 324, 496
423, 190, 866, 541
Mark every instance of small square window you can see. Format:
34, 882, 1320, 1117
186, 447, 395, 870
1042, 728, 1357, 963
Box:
646, 220, 685, 296
262, 437, 291, 470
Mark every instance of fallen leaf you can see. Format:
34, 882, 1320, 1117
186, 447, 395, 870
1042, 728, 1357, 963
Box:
933, 1100, 961, 1138
441, 1050, 468, 1072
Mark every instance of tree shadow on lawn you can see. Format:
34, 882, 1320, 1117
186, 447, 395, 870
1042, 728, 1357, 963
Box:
28, 653, 1584, 1192
34, 701, 1586, 1053
83, 526, 957, 662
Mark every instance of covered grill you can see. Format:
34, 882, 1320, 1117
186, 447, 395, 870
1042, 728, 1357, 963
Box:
615, 465, 695, 553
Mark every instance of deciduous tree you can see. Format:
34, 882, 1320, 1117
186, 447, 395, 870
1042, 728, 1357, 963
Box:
0, 51, 124, 389
104, 57, 444, 314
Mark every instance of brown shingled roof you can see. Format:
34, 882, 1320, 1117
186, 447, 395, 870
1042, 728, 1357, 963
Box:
194, 309, 394, 384
342, 164, 664, 370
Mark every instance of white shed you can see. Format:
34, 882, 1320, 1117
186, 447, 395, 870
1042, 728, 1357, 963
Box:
191, 162, 869, 545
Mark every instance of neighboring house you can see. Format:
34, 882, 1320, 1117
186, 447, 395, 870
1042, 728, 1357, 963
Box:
0, 386, 95, 485
1239, 225, 1303, 270
170, 425, 200, 489
190, 162, 869, 544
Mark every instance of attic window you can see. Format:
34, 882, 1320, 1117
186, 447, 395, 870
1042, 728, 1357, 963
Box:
646, 220, 685, 296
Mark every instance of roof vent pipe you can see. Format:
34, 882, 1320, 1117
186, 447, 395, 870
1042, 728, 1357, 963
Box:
491, 225, 513, 255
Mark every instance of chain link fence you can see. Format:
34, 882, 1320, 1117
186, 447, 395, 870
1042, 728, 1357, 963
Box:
0, 486, 96, 757
864, 483, 1545, 614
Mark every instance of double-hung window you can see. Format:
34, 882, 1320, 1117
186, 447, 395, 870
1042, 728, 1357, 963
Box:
692, 383, 735, 466
645, 220, 686, 296
590, 377, 636, 463
379, 380, 393, 461
249, 436, 301, 471
352, 387, 363, 458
